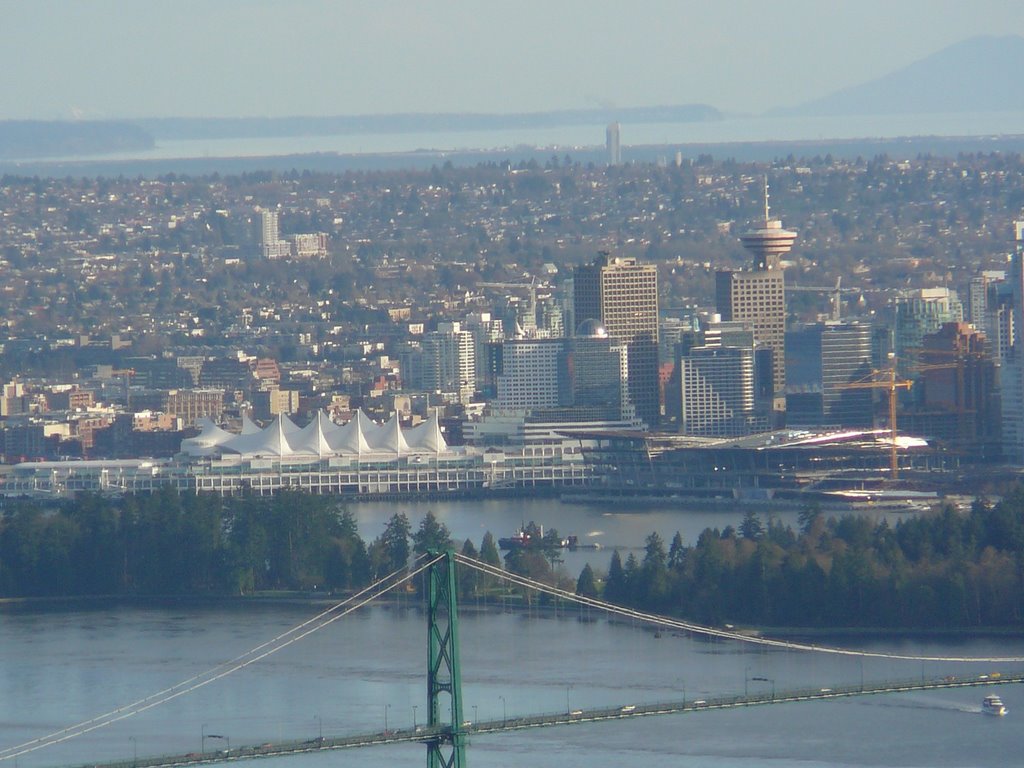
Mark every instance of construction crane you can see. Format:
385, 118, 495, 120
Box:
908, 342, 990, 447
836, 354, 913, 479
786, 277, 858, 321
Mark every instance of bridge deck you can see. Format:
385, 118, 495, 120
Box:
67, 672, 1023, 767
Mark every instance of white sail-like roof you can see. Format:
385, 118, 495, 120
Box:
369, 413, 411, 454
279, 413, 302, 436
180, 417, 235, 456
178, 409, 455, 459
405, 412, 448, 452
221, 414, 295, 456
291, 410, 336, 456
327, 410, 375, 454
240, 413, 262, 435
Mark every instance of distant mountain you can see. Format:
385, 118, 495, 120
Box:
773, 35, 1024, 117
0, 121, 153, 159
134, 105, 723, 141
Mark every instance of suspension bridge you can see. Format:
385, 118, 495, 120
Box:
3, 550, 1022, 767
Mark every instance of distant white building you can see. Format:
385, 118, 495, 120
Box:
260, 210, 327, 259
292, 232, 328, 259
260, 210, 291, 259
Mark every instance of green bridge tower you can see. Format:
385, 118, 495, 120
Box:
426, 550, 466, 768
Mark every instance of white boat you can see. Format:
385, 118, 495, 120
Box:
982, 694, 1007, 716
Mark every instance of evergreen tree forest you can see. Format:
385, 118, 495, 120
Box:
2, 488, 1024, 629
0, 490, 507, 600
604, 494, 1024, 629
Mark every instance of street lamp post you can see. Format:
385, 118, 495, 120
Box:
201, 724, 207, 755
314, 714, 322, 741
751, 676, 775, 701
384, 703, 391, 734
745, 665, 751, 697
129, 736, 136, 768
472, 705, 478, 723
566, 684, 573, 714
499, 695, 506, 723
412, 705, 418, 730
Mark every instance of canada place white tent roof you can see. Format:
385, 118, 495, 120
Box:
180, 410, 449, 459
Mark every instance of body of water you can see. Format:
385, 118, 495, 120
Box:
348, 496, 902, 578
1, 499, 1020, 767
1, 598, 1021, 768
17, 110, 1024, 165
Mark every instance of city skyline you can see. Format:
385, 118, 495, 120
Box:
1, 1, 1022, 121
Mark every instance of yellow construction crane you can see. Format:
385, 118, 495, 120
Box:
836, 355, 913, 479
908, 343, 989, 447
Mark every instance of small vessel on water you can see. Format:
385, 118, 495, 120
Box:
498, 523, 578, 550
982, 694, 1007, 716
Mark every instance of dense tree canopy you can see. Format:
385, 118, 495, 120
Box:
3, 489, 1024, 630
601, 495, 1024, 629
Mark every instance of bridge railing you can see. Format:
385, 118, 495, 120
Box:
470, 671, 1019, 731
67, 671, 1021, 768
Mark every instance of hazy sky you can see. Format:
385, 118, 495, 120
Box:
2, 0, 1022, 120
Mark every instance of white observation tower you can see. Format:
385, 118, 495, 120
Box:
739, 177, 797, 270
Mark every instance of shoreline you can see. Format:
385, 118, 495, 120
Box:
5, 132, 1024, 178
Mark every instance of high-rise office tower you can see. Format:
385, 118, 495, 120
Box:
965, 269, 1013, 363
565, 321, 634, 421
495, 339, 564, 411
666, 316, 766, 436
904, 322, 998, 453
676, 345, 759, 437
462, 312, 504, 398
574, 253, 659, 428
490, 324, 635, 421
1000, 222, 1024, 462
893, 287, 964, 378
785, 321, 873, 428
969, 271, 998, 328
421, 322, 476, 405
716, 180, 795, 415
606, 122, 621, 166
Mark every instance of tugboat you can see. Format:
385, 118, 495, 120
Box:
498, 523, 577, 550
497, 526, 536, 549
982, 694, 1007, 716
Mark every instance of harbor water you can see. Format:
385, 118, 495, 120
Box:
2, 498, 1021, 767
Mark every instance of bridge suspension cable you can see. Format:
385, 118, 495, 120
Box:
454, 553, 1024, 664
0, 553, 444, 763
